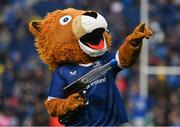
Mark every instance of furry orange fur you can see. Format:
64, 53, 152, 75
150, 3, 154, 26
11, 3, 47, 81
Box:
44, 93, 84, 117
29, 8, 112, 70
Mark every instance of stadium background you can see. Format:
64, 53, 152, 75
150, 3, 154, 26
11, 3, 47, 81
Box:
0, 0, 179, 126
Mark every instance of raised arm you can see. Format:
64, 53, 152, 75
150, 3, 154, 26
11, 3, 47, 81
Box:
117, 22, 152, 68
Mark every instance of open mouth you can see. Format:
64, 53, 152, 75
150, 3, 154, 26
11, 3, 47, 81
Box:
79, 28, 105, 50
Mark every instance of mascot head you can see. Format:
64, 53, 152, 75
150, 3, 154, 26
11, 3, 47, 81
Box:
29, 8, 111, 70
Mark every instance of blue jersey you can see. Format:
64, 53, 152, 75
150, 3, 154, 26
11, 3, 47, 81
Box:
48, 51, 128, 126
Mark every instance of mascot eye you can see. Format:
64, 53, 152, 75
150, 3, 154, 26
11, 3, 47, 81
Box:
59, 15, 72, 25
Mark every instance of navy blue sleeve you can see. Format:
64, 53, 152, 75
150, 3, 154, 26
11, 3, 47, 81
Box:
101, 51, 123, 74
48, 68, 66, 98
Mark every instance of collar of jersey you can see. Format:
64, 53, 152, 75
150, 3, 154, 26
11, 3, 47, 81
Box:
78, 62, 93, 67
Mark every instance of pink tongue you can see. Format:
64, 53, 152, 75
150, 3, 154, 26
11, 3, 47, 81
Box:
87, 39, 104, 50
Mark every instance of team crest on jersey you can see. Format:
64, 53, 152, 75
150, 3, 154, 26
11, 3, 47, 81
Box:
92, 61, 101, 68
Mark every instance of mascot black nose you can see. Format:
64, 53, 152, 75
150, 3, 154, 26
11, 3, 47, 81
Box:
83, 12, 98, 19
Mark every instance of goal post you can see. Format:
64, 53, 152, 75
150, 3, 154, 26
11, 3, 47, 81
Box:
138, 0, 180, 125
140, 0, 149, 98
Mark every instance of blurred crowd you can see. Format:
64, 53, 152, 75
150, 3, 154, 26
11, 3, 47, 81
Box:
0, 0, 179, 126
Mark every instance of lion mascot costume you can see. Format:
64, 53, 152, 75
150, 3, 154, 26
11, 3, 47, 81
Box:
28, 8, 152, 126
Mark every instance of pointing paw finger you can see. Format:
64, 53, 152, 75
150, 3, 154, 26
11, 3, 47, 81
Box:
144, 27, 153, 39
135, 22, 146, 32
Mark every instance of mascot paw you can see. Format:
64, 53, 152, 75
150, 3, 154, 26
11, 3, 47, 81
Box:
44, 93, 84, 117
63, 93, 85, 113
126, 22, 153, 44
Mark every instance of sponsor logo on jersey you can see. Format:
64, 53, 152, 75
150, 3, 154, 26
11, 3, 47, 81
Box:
87, 77, 106, 89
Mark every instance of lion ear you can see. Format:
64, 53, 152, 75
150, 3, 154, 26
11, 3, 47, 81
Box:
28, 20, 42, 36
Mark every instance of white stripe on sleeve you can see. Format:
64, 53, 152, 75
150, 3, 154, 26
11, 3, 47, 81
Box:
115, 51, 124, 68
47, 96, 58, 100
